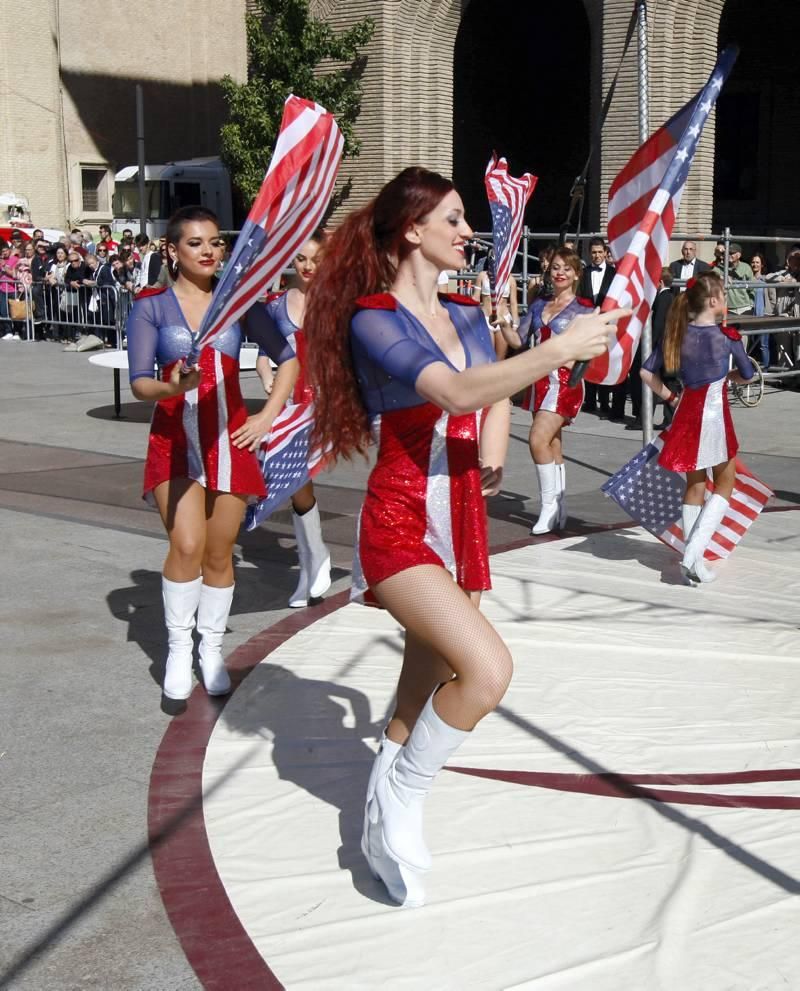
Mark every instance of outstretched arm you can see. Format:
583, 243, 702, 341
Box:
415, 309, 628, 415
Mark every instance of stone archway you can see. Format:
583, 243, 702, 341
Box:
597, 0, 726, 238
714, 0, 800, 241
453, 0, 592, 233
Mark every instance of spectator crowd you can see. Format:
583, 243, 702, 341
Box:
0, 224, 173, 350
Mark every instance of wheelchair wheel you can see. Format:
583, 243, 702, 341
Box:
732, 359, 764, 408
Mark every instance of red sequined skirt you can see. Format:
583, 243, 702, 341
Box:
352, 403, 491, 596
659, 378, 738, 473
143, 348, 266, 499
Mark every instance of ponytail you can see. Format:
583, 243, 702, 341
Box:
305, 167, 455, 462
663, 270, 724, 374
663, 291, 690, 374
304, 204, 387, 461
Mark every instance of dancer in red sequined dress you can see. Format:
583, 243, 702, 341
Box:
127, 207, 286, 703
304, 168, 626, 907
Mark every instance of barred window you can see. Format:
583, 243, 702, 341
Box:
81, 168, 108, 213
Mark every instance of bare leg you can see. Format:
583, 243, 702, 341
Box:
529, 410, 565, 465
202, 491, 248, 587
387, 632, 454, 744
373, 566, 512, 731
291, 480, 316, 515
710, 457, 737, 499
152, 479, 207, 580
684, 469, 707, 507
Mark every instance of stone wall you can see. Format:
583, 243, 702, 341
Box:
0, 1, 247, 230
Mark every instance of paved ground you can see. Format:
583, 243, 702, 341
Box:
0, 340, 797, 990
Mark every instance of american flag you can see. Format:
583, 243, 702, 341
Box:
484, 154, 537, 316
186, 95, 343, 365
585, 46, 738, 386
244, 401, 328, 530
602, 433, 772, 561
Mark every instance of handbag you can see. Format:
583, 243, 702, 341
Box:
60, 289, 79, 312
88, 290, 99, 314
9, 293, 33, 320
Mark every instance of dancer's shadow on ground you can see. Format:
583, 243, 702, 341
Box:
562, 527, 685, 585
220, 662, 397, 905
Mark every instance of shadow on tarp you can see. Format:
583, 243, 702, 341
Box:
218, 662, 398, 906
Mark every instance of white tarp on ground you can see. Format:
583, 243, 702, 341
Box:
203, 513, 800, 990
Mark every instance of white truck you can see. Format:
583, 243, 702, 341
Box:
112, 157, 234, 237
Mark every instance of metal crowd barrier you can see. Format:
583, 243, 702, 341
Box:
0, 279, 35, 341
16, 281, 133, 349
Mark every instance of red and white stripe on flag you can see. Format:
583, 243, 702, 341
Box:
484, 154, 537, 312
585, 47, 738, 385
586, 132, 687, 386
191, 95, 344, 357
659, 458, 773, 561
260, 401, 326, 474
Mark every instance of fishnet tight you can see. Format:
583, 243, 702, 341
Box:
373, 565, 513, 733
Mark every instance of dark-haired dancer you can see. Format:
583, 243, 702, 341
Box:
304, 167, 625, 906
234, 232, 331, 608
126, 207, 289, 700
640, 271, 755, 584
497, 247, 593, 534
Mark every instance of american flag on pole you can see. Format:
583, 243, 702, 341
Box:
602, 433, 772, 561
185, 95, 344, 365
484, 154, 537, 316
244, 400, 328, 530
585, 45, 738, 385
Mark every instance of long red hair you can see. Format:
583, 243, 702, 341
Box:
305, 167, 454, 460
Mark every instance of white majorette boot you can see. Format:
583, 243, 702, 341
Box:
162, 576, 203, 700
531, 461, 560, 534
369, 692, 469, 906
361, 734, 426, 907
288, 502, 331, 608
679, 503, 703, 585
682, 493, 728, 584
556, 462, 568, 529
197, 584, 234, 695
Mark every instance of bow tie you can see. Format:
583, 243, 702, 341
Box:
591, 265, 603, 272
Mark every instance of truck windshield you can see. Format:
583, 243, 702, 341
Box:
112, 180, 170, 220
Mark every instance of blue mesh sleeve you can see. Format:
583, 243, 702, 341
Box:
243, 303, 296, 365
350, 308, 442, 388
730, 338, 756, 380
641, 341, 664, 375
126, 296, 159, 382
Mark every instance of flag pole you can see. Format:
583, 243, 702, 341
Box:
637, 0, 655, 442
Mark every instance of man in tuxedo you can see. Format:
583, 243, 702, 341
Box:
578, 237, 616, 415
669, 240, 710, 291
648, 267, 681, 428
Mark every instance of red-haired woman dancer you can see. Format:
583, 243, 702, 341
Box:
304, 167, 625, 907
640, 271, 755, 584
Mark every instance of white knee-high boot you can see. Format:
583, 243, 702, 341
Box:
288, 503, 331, 607
162, 576, 203, 700
680, 504, 703, 585
682, 494, 728, 584
531, 461, 560, 535
197, 584, 234, 695
361, 734, 427, 906
556, 462, 567, 528
372, 693, 469, 892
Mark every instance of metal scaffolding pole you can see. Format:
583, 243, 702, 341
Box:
637, 0, 655, 443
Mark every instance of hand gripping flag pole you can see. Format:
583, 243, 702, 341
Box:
484, 154, 537, 321
568, 45, 739, 389
183, 95, 344, 368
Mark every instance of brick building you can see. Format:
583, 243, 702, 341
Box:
308, 0, 798, 253
3, 1, 796, 253
0, 0, 247, 232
